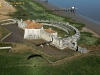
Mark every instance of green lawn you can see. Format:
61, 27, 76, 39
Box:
0, 52, 100, 75
43, 25, 69, 38
0, 42, 12, 47
0, 26, 10, 40
43, 24, 76, 37
78, 32, 99, 45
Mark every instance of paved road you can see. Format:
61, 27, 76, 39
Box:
34, 0, 100, 35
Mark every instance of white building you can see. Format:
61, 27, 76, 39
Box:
24, 20, 43, 39
42, 28, 58, 41
18, 19, 58, 41
18, 19, 27, 29
17, 19, 80, 50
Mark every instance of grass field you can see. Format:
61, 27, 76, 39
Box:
0, 52, 100, 75
0, 26, 10, 40
78, 32, 100, 45
43, 25, 75, 38
43, 25, 69, 38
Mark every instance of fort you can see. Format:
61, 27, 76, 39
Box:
0, 18, 90, 53
17, 19, 80, 50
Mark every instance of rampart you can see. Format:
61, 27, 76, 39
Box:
0, 19, 90, 53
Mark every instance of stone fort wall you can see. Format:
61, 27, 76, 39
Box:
17, 19, 80, 50
0, 19, 90, 53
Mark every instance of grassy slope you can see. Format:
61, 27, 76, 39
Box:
78, 32, 99, 45
0, 26, 10, 40
0, 52, 100, 75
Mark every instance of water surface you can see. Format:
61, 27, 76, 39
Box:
42, 0, 100, 24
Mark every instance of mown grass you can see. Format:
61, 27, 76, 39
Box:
43, 25, 69, 38
0, 42, 12, 47
0, 26, 10, 40
0, 52, 100, 75
43, 24, 76, 37
0, 49, 9, 53
71, 22, 85, 30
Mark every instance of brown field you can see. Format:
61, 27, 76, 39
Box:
11, 43, 34, 53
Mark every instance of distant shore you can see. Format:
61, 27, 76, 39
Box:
34, 0, 100, 36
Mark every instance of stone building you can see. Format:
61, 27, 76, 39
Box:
18, 19, 58, 42
42, 28, 58, 41
24, 20, 43, 39
17, 19, 80, 50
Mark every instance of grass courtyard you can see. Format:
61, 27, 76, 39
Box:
43, 25, 72, 38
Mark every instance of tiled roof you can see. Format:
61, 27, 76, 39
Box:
24, 20, 31, 25
24, 20, 43, 29
45, 28, 56, 33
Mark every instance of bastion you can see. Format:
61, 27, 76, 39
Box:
17, 19, 80, 50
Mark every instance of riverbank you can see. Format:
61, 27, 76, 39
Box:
34, 0, 100, 36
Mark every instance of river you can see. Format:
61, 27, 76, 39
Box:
41, 0, 100, 25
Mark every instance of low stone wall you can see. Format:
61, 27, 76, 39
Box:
41, 23, 69, 34
0, 19, 13, 22
0, 19, 16, 25
0, 46, 12, 53
1, 22, 16, 25
0, 46, 12, 49
78, 46, 90, 53
1, 32, 12, 41
38, 20, 80, 50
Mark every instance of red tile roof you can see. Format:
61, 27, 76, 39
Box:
24, 20, 43, 29
45, 28, 56, 33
